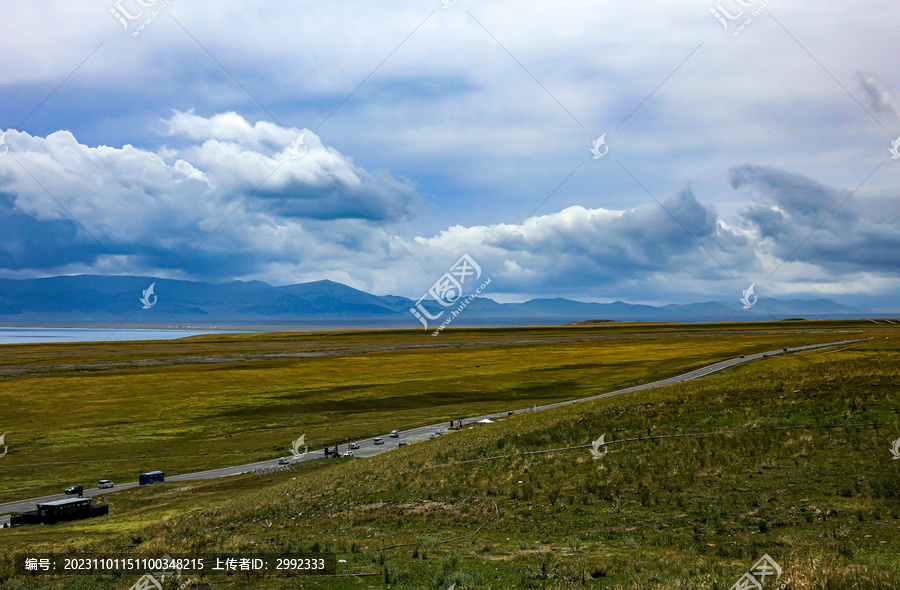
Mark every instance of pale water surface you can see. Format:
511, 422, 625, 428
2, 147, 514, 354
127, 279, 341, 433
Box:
0, 327, 234, 345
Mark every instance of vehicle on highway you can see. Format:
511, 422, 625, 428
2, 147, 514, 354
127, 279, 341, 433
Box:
740, 355, 745, 358
434, 430, 443, 436
349, 443, 360, 449
390, 429, 399, 438
398, 442, 408, 447
373, 438, 384, 445
138, 471, 166, 485
64, 485, 83, 496
429, 434, 436, 439
783, 348, 788, 352
97, 480, 114, 489
342, 451, 354, 457
278, 458, 290, 465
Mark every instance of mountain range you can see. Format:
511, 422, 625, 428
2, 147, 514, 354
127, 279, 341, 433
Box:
0, 275, 891, 329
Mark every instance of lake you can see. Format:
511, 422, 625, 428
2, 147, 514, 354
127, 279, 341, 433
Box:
0, 327, 234, 345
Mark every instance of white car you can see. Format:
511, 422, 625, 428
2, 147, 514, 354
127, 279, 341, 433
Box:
342, 451, 354, 457
98, 480, 114, 489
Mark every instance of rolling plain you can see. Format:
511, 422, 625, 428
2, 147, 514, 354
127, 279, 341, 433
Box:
0, 320, 898, 588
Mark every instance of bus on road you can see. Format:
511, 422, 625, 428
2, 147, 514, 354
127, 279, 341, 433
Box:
138, 471, 166, 485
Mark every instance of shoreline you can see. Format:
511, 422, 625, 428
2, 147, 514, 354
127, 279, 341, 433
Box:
0, 327, 242, 346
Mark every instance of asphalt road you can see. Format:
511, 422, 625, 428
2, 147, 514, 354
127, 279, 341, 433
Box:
0, 337, 870, 526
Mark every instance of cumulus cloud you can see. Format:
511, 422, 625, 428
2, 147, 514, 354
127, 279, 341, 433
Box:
159, 110, 420, 221
415, 185, 738, 294
0, 112, 420, 277
2, 1, 897, 265
409, 168, 900, 301
0, 113, 898, 302
732, 164, 900, 274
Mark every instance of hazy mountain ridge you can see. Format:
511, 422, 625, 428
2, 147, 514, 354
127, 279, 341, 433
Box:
0, 275, 882, 327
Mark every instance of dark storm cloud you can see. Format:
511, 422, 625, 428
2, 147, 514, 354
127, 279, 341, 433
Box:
732, 164, 900, 274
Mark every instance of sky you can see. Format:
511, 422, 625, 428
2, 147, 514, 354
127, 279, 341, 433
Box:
0, 0, 898, 307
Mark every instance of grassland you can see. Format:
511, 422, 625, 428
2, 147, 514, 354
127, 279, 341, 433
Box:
0, 321, 890, 502
0, 321, 899, 589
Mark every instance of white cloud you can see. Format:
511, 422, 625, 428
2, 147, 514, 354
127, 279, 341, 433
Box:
5, 115, 897, 304
1, 2, 899, 304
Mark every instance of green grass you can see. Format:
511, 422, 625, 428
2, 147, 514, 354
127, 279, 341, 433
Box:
1, 320, 890, 502
0, 322, 899, 589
